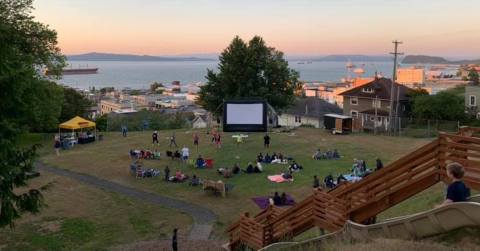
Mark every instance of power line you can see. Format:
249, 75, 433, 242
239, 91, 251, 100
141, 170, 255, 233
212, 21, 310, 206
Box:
388, 40, 403, 135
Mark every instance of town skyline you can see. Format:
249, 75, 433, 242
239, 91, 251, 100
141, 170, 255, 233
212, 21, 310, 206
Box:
34, 0, 480, 58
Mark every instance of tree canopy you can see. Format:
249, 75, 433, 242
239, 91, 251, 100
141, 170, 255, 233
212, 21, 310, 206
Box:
198, 36, 299, 115
469, 69, 479, 85
60, 87, 93, 122
412, 89, 465, 121
0, 0, 65, 227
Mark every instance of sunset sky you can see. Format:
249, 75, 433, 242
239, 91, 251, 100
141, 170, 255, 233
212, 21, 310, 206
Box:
33, 0, 480, 58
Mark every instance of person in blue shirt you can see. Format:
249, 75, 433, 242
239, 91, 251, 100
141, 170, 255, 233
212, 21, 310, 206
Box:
438, 162, 470, 207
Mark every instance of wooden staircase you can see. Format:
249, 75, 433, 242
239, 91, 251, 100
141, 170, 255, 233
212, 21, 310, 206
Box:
227, 128, 480, 250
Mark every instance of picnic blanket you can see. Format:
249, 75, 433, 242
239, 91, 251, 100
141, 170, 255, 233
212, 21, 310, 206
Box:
251, 195, 295, 209
343, 174, 362, 182
268, 174, 293, 183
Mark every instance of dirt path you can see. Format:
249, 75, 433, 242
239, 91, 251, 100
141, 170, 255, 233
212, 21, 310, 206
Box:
36, 162, 217, 241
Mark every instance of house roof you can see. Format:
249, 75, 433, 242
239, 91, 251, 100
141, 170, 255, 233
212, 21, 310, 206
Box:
284, 97, 342, 118
339, 77, 413, 100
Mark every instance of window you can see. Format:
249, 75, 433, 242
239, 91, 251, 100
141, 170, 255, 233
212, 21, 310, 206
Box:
377, 117, 382, 122
362, 87, 374, 93
470, 95, 476, 106
350, 97, 358, 105
372, 99, 381, 108
369, 116, 375, 121
295, 116, 302, 123
351, 110, 358, 118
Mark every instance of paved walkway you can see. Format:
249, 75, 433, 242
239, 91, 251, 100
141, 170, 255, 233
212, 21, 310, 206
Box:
36, 162, 216, 240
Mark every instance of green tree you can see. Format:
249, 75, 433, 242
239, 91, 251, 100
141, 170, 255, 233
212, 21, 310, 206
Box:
198, 36, 299, 114
412, 91, 465, 121
468, 69, 479, 85
60, 87, 92, 122
0, 0, 65, 227
150, 82, 164, 94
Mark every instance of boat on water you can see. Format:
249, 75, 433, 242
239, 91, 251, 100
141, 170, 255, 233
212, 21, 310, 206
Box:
44, 66, 98, 75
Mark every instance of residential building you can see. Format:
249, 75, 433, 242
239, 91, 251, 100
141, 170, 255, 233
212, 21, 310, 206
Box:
465, 85, 480, 118
397, 67, 425, 86
192, 115, 208, 129
278, 97, 342, 128
100, 99, 133, 115
339, 77, 413, 132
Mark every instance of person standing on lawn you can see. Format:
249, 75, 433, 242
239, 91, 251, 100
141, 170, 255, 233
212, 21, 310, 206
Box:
170, 132, 178, 148
152, 130, 159, 145
264, 133, 270, 148
193, 132, 199, 151
172, 228, 178, 251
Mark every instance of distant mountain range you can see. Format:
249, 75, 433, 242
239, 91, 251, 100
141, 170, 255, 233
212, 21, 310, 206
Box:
401, 55, 480, 65
308, 55, 392, 62
67, 52, 216, 61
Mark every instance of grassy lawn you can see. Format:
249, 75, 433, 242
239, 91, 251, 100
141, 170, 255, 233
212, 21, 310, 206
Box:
0, 172, 191, 251
39, 127, 435, 240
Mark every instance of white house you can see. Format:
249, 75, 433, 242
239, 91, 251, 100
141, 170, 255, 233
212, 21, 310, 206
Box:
278, 97, 342, 128
192, 115, 207, 129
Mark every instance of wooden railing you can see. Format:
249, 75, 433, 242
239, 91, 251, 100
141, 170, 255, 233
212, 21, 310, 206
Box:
228, 131, 480, 250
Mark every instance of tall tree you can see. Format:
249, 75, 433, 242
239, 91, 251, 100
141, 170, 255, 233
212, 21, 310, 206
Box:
198, 36, 299, 114
60, 87, 92, 122
412, 90, 465, 121
0, 0, 65, 227
469, 69, 479, 85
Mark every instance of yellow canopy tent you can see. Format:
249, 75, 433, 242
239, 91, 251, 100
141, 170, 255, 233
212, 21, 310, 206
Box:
59, 116, 96, 130
58, 116, 96, 144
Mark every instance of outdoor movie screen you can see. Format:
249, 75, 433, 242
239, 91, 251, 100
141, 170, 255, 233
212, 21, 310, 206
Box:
223, 100, 267, 132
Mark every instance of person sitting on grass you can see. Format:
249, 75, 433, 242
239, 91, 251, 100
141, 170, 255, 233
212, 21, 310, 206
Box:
313, 149, 322, 160
196, 155, 206, 168
217, 167, 232, 178
153, 149, 161, 159
173, 150, 181, 160
281, 192, 287, 205
324, 174, 335, 189
172, 170, 188, 182
271, 152, 278, 160
254, 162, 263, 173
282, 171, 293, 180
437, 162, 470, 207
264, 153, 271, 163
333, 149, 340, 159
313, 175, 320, 188
337, 174, 347, 185
245, 162, 254, 173
232, 163, 240, 174
257, 153, 264, 163
273, 192, 282, 206
289, 161, 302, 172
190, 174, 200, 186
375, 157, 384, 171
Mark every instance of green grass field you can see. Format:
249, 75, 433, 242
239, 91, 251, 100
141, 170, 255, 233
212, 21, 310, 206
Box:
3, 127, 457, 249
38, 128, 435, 236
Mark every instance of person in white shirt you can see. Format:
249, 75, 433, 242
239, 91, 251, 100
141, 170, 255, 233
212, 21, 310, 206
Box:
181, 146, 189, 162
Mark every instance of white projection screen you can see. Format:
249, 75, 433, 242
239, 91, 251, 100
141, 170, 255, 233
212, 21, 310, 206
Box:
223, 100, 267, 132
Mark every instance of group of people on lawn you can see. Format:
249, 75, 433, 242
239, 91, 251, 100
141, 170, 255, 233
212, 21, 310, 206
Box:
130, 130, 472, 210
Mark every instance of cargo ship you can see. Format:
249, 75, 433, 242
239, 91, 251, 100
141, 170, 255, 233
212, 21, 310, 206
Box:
44, 66, 98, 75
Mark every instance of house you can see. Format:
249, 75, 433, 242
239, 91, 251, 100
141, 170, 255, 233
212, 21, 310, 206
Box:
278, 97, 342, 128
192, 115, 208, 129
465, 85, 480, 118
339, 77, 414, 132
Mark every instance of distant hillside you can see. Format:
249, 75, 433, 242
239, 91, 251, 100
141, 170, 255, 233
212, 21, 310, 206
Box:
401, 55, 449, 64
402, 55, 480, 64
313, 55, 391, 62
67, 52, 216, 61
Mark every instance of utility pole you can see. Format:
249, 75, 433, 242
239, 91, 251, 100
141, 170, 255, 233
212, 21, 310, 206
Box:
388, 40, 403, 135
